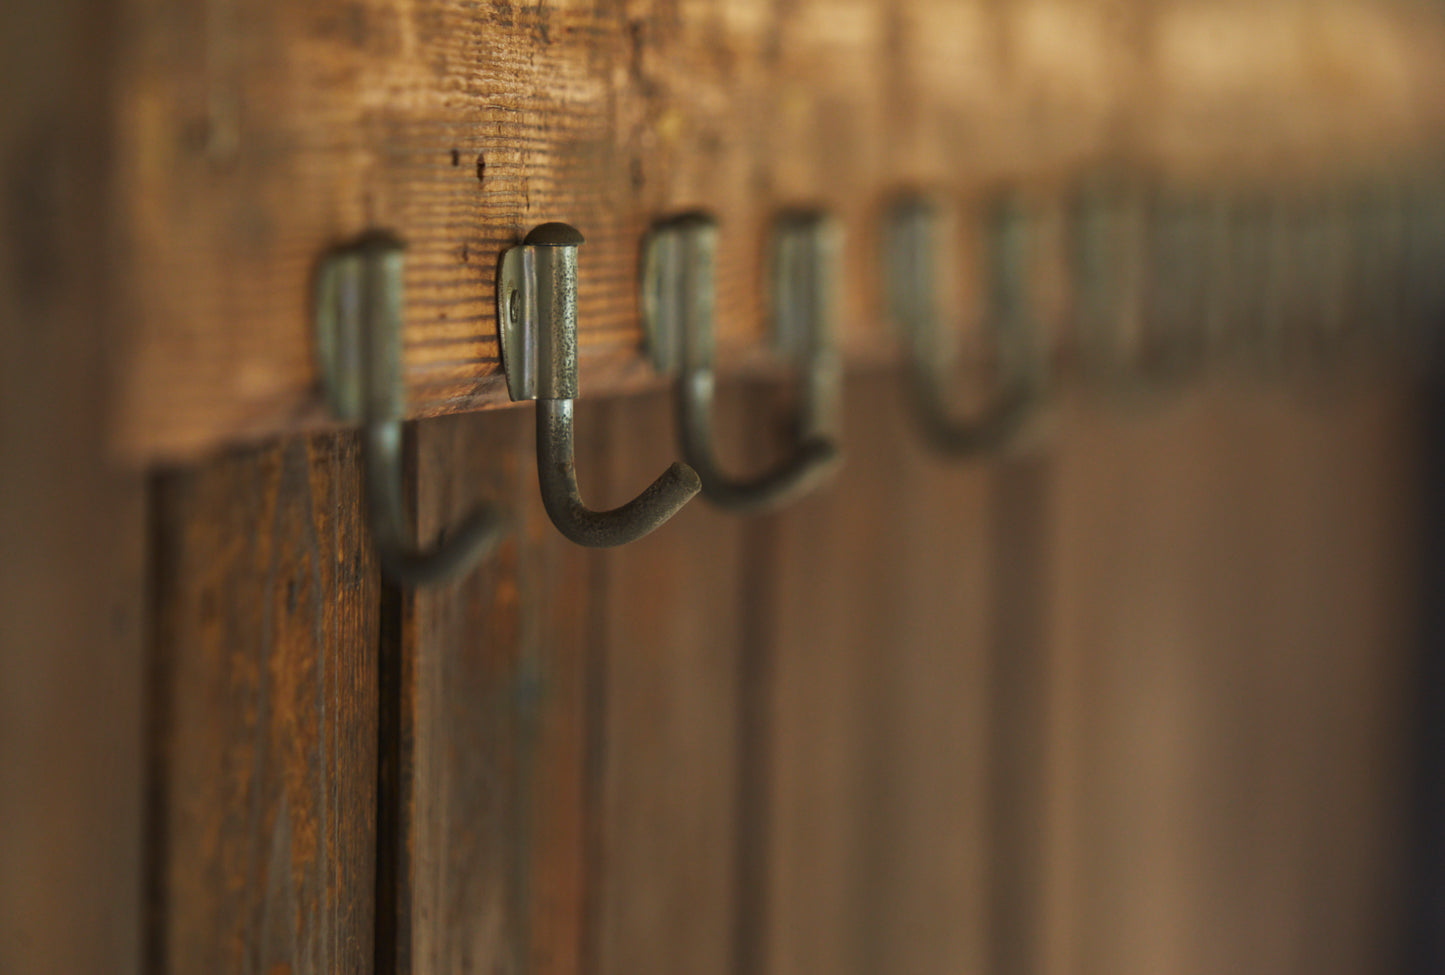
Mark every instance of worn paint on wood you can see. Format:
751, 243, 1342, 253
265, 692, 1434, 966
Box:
148, 432, 379, 975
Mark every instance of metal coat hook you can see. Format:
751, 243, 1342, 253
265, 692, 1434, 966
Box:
1072, 181, 1142, 385
1074, 184, 1229, 400
1145, 191, 1214, 378
641, 213, 840, 512
498, 222, 701, 547
316, 234, 506, 585
885, 196, 1042, 456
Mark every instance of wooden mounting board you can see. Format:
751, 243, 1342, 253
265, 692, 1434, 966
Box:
102, 0, 1445, 460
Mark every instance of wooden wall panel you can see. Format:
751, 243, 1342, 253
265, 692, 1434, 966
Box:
100, 0, 1445, 460
148, 432, 380, 975
983, 448, 1059, 975
399, 403, 596, 975
1039, 378, 1422, 975
741, 374, 1054, 975
390, 368, 1423, 975
0, 1, 147, 972
853, 378, 1000, 975
752, 372, 919, 975
590, 388, 748, 975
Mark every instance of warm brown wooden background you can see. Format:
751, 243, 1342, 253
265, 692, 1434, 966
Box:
130, 368, 1423, 975
96, 0, 1445, 459
3, 1, 1439, 973
1, 3, 146, 973
148, 434, 379, 974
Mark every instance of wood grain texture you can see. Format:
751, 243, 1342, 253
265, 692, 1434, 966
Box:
399, 386, 757, 975
102, 0, 1445, 460
148, 432, 380, 975
0, 1, 148, 972
398, 403, 597, 975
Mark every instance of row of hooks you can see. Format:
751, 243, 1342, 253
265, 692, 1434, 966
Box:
1069, 180, 1445, 382
316, 177, 1445, 584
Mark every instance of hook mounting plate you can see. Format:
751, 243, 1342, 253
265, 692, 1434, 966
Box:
497, 245, 538, 401
315, 233, 406, 424
642, 212, 718, 378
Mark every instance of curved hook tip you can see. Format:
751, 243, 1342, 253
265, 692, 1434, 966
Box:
536, 399, 701, 548
540, 459, 701, 549
689, 434, 840, 513
666, 460, 705, 499
910, 373, 1042, 458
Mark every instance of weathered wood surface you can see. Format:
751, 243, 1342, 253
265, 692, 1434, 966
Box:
0, 1, 148, 972
398, 387, 766, 975
148, 433, 380, 975
396, 403, 596, 975
104, 0, 1445, 460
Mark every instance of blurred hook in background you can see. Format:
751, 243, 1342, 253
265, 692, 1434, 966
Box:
315, 234, 507, 585
885, 195, 1044, 456
642, 212, 840, 512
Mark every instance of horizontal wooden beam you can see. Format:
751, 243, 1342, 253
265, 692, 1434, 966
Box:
102, 0, 1445, 460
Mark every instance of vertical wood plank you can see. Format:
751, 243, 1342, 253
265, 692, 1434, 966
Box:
400, 403, 595, 975
1247, 383, 1420, 975
148, 432, 380, 975
1405, 380, 1445, 975
1049, 385, 1266, 975
589, 386, 748, 975
984, 449, 1058, 975
1040, 378, 1422, 975
0, 1, 147, 971
866, 376, 998, 975
754, 372, 914, 975
733, 371, 1055, 975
